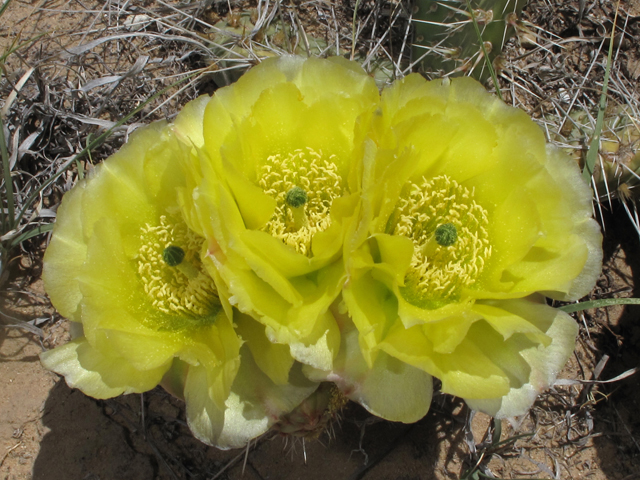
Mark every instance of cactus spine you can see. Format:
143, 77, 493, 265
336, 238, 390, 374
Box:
550, 107, 640, 204
411, 0, 527, 81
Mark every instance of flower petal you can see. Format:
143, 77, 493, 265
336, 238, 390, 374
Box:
173, 95, 211, 149
304, 312, 432, 423
235, 311, 294, 386
40, 337, 170, 399
465, 298, 578, 417
42, 183, 87, 320
379, 322, 512, 399
183, 346, 318, 449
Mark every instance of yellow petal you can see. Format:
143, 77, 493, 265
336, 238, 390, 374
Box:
283, 308, 340, 372
40, 337, 170, 399
379, 321, 511, 399
183, 346, 318, 449
304, 317, 432, 423
173, 95, 211, 149
465, 298, 578, 417
235, 311, 294, 386
42, 183, 87, 320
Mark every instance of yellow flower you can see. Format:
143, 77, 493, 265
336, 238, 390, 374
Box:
303, 299, 434, 423
342, 75, 602, 417
179, 56, 380, 370
40, 109, 316, 448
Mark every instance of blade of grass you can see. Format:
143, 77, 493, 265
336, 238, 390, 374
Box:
490, 419, 502, 448
582, 0, 621, 181
0, 33, 47, 65
0, 115, 14, 231
79, 133, 96, 181
350, 0, 362, 60
466, 0, 502, 101
0, 0, 12, 18
559, 297, 640, 313
9, 223, 54, 248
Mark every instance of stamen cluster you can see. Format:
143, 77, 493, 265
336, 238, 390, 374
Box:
138, 215, 219, 322
259, 147, 343, 256
393, 175, 491, 308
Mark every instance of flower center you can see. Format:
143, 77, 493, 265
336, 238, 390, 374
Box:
137, 215, 220, 327
390, 175, 491, 309
258, 148, 344, 257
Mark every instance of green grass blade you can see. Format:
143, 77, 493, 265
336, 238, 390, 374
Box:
0, 0, 12, 18
559, 297, 640, 313
1, 0, 14, 237
0, 33, 47, 65
582, 0, 620, 181
351, 0, 362, 60
490, 419, 502, 447
466, 0, 502, 101
0, 115, 15, 232
8, 223, 54, 248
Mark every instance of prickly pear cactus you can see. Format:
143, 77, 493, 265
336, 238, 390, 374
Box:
412, 0, 527, 81
551, 107, 640, 203
205, 9, 338, 87
205, 10, 290, 87
272, 383, 348, 438
204, 9, 399, 88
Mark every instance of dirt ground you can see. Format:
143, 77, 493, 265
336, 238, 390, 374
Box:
1, 0, 640, 479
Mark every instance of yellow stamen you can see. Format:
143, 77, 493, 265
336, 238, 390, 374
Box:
392, 175, 491, 308
137, 215, 219, 323
258, 147, 343, 257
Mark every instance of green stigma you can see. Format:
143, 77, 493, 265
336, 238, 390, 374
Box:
285, 186, 308, 208
434, 223, 457, 247
162, 245, 185, 267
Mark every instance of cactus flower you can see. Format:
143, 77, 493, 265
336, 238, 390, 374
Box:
180, 57, 601, 421
342, 75, 602, 417
179, 57, 447, 423
179, 56, 381, 371
40, 111, 316, 448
